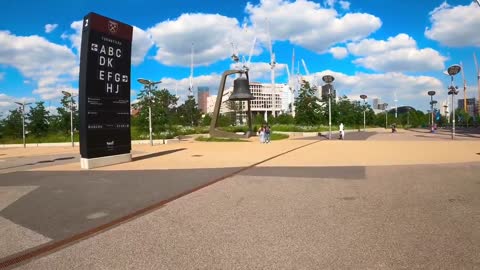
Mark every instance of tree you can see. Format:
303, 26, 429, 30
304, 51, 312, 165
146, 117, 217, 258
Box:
50, 95, 78, 134
226, 100, 239, 125
273, 114, 295, 125
294, 81, 323, 125
133, 87, 178, 134
201, 114, 212, 126
27, 102, 50, 137
177, 96, 202, 126
335, 96, 363, 128
1, 109, 23, 138
455, 109, 471, 127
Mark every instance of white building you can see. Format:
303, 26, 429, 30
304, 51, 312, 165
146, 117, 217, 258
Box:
206, 82, 293, 118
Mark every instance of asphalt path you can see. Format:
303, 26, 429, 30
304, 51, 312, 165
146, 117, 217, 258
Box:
1, 132, 479, 269
0, 167, 243, 241
0, 154, 78, 174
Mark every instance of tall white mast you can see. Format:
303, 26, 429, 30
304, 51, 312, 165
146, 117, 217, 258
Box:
266, 19, 276, 121
394, 91, 398, 118
291, 48, 296, 117
474, 52, 480, 116
189, 43, 194, 98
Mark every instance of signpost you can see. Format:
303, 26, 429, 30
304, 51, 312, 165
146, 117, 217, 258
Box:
79, 12, 133, 169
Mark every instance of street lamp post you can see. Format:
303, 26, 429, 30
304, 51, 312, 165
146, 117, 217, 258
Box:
62, 90, 78, 147
427, 91, 436, 132
137, 78, 162, 146
14, 101, 32, 148
443, 104, 448, 123
431, 100, 437, 131
360, 94, 367, 131
407, 107, 410, 126
445, 64, 461, 140
384, 103, 389, 129
322, 75, 335, 139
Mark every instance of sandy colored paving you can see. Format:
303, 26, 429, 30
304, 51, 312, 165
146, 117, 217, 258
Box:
29, 139, 316, 172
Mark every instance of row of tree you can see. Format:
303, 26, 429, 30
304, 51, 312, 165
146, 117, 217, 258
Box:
0, 94, 79, 139
3, 81, 471, 140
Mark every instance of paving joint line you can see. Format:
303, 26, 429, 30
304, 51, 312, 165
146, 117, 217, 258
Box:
0, 139, 320, 269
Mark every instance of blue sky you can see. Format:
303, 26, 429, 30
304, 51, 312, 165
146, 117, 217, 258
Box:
1, 0, 480, 116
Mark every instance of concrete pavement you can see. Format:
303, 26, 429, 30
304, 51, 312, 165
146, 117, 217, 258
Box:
0, 129, 479, 269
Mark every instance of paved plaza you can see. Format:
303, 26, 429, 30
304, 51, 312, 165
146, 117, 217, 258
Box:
0, 128, 479, 269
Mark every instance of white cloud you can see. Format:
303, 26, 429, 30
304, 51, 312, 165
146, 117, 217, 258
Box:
425, 2, 480, 47
132, 26, 154, 66
347, 34, 416, 56
157, 74, 222, 104
329, 47, 348, 59
353, 48, 446, 72
0, 72, 4, 81
310, 70, 445, 110
148, 13, 258, 66
0, 93, 35, 116
347, 34, 446, 72
229, 61, 287, 82
246, 0, 381, 53
0, 31, 77, 100
339, 1, 350, 10
44, 24, 58, 33
324, 0, 335, 8
65, 20, 83, 53
45, 105, 57, 115
146, 0, 379, 67
32, 85, 77, 100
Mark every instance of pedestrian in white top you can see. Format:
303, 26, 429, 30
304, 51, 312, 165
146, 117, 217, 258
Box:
339, 123, 345, 140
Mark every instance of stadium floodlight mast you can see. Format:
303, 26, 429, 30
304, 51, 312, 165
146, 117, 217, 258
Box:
360, 94, 367, 131
322, 75, 335, 139
62, 90, 78, 147
475, 0, 480, 7
445, 64, 461, 140
14, 101, 32, 148
137, 78, 162, 146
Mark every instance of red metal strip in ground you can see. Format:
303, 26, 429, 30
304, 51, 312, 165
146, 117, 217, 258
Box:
0, 140, 320, 269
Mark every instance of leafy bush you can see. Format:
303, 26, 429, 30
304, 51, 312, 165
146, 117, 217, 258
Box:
270, 133, 289, 140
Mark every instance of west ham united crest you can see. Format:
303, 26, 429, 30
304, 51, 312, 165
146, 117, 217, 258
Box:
108, 20, 118, 34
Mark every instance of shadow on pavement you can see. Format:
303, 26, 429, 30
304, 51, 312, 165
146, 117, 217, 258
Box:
132, 148, 186, 162
293, 131, 377, 141
0, 156, 76, 171
240, 166, 365, 179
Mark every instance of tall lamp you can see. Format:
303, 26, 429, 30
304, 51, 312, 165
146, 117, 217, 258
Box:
137, 78, 162, 146
14, 101, 32, 148
427, 91, 436, 132
322, 75, 335, 139
384, 103, 389, 129
62, 90, 78, 147
360, 94, 367, 131
445, 64, 461, 140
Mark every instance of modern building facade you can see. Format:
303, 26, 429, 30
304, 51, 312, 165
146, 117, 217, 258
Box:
372, 98, 381, 110
197, 86, 209, 113
457, 98, 477, 117
206, 82, 293, 120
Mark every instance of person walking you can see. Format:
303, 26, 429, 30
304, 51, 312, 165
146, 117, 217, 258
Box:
258, 126, 265, 143
339, 122, 345, 140
265, 125, 271, 143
